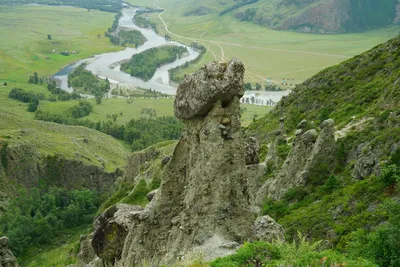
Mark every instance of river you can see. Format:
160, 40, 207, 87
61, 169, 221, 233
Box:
53, 8, 199, 95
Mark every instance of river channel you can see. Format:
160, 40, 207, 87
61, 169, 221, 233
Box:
53, 8, 200, 95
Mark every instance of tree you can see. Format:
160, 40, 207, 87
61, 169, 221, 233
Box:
255, 82, 262, 90
47, 34, 52, 40
96, 95, 102, 105
27, 99, 39, 112
244, 82, 252, 91
3, 82, 7, 86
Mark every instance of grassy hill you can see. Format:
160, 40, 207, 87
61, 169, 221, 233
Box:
0, 109, 129, 172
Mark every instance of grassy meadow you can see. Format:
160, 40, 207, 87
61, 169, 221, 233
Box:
38, 97, 271, 126
129, 0, 400, 85
0, 5, 121, 85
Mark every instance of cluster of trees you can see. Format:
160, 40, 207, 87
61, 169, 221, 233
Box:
0, 0, 123, 12
134, 9, 162, 32
0, 187, 98, 256
34, 110, 183, 151
219, 0, 260, 16
68, 63, 110, 96
47, 80, 82, 101
235, 7, 257, 21
169, 43, 207, 83
8, 79, 83, 112
108, 12, 122, 33
118, 30, 147, 47
243, 82, 283, 91
69, 101, 93, 119
121, 46, 187, 81
8, 88, 45, 112
28, 72, 43, 84
105, 29, 147, 47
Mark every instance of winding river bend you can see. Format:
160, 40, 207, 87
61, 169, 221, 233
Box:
53, 8, 199, 95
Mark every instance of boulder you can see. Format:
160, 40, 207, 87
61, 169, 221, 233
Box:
91, 204, 143, 264
174, 58, 245, 120
245, 137, 260, 165
253, 216, 285, 242
0, 236, 19, 267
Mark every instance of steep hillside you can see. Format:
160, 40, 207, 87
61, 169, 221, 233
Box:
245, 35, 400, 265
0, 109, 129, 192
235, 0, 400, 33
179, 0, 400, 33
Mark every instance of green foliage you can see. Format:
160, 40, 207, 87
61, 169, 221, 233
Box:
8, 88, 44, 103
121, 46, 188, 81
323, 175, 341, 192
117, 30, 147, 47
122, 179, 149, 206
347, 200, 400, 267
211, 242, 281, 267
69, 101, 93, 119
0, 187, 98, 256
379, 164, 400, 187
219, 0, 260, 16
68, 63, 110, 96
169, 44, 207, 83
35, 107, 183, 151
134, 9, 162, 32
27, 99, 39, 112
276, 140, 290, 160
47, 80, 82, 101
211, 233, 376, 267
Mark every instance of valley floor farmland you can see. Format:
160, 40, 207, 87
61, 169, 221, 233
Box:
0, 5, 121, 85
128, 0, 400, 85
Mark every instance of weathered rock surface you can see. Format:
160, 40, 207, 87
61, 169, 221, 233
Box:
91, 204, 143, 264
120, 59, 253, 265
253, 216, 285, 242
79, 59, 284, 266
0, 236, 19, 267
351, 142, 379, 179
245, 137, 260, 165
174, 58, 245, 119
76, 235, 98, 267
3, 143, 121, 193
256, 119, 336, 201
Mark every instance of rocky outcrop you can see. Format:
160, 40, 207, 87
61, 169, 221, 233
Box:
120, 58, 252, 265
256, 119, 336, 201
245, 137, 260, 165
253, 216, 285, 242
2, 144, 121, 193
174, 59, 244, 119
77, 59, 285, 266
0, 237, 18, 267
92, 204, 143, 264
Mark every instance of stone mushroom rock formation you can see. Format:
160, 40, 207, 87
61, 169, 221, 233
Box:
79, 59, 284, 266
120, 58, 253, 265
0, 236, 19, 267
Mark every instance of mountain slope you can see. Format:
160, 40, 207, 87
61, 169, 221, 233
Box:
0, 110, 128, 192
180, 0, 400, 33
245, 34, 400, 265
